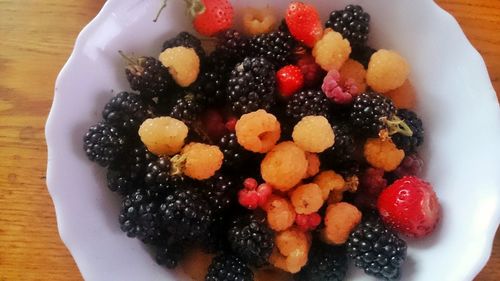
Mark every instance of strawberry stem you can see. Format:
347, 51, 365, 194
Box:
184, 0, 206, 18
118, 50, 137, 65
153, 0, 168, 22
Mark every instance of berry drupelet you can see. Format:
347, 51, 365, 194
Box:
249, 30, 296, 67
145, 157, 172, 193
325, 5, 370, 47
83, 122, 127, 167
218, 133, 252, 170
205, 253, 253, 281
347, 215, 407, 280
227, 57, 277, 116
321, 121, 357, 169
202, 173, 237, 212
350, 91, 396, 137
162, 31, 206, 59
168, 92, 205, 124
214, 29, 249, 64
102, 91, 154, 132
296, 242, 348, 281
391, 109, 424, 154
286, 89, 331, 121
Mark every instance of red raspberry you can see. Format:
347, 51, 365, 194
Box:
321, 70, 358, 104
276, 65, 304, 97
296, 53, 325, 88
238, 188, 260, 209
393, 154, 424, 178
199, 109, 227, 141
355, 167, 387, 209
378, 176, 441, 238
295, 213, 321, 231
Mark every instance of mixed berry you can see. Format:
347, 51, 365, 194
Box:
83, 1, 441, 280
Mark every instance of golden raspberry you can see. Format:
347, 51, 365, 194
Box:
254, 268, 292, 281
261, 141, 308, 191
270, 227, 311, 273
366, 49, 409, 93
292, 116, 335, 153
242, 7, 277, 36
181, 142, 223, 180
235, 109, 281, 153
322, 202, 362, 245
304, 152, 320, 178
138, 117, 188, 156
159, 46, 200, 87
264, 195, 296, 231
312, 28, 351, 71
290, 183, 324, 215
339, 59, 367, 93
364, 137, 405, 171
385, 79, 417, 109
313, 170, 345, 200
181, 249, 214, 281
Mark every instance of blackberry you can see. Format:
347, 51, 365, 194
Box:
205, 253, 253, 281
227, 57, 276, 116
193, 52, 234, 106
286, 90, 330, 121
169, 92, 205, 124
102, 92, 154, 132
118, 188, 164, 243
203, 173, 237, 212
145, 157, 173, 192
123, 54, 175, 100
228, 213, 274, 267
351, 45, 376, 68
347, 215, 407, 280
325, 5, 370, 47
321, 122, 357, 169
155, 237, 187, 269
214, 29, 249, 64
350, 91, 396, 137
218, 133, 252, 170
391, 109, 424, 154
249, 31, 296, 67
83, 122, 127, 167
162, 31, 206, 59
296, 243, 348, 281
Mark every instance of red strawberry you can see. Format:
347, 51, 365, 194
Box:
377, 176, 441, 238
285, 2, 323, 48
187, 0, 234, 36
276, 65, 304, 97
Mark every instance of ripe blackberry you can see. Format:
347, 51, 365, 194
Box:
350, 91, 396, 137
145, 157, 173, 192
228, 213, 274, 267
102, 92, 154, 132
351, 45, 376, 68
203, 173, 237, 212
391, 109, 424, 154
83, 122, 127, 167
321, 122, 357, 169
214, 29, 249, 64
249, 31, 296, 67
192, 52, 234, 106
227, 57, 277, 116
162, 31, 206, 59
296, 243, 348, 281
325, 5, 370, 47
286, 90, 331, 121
118, 188, 164, 243
205, 253, 253, 281
218, 133, 252, 170
347, 215, 407, 280
123, 54, 175, 100
155, 237, 187, 269
169, 92, 205, 124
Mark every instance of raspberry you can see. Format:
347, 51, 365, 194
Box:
304, 152, 320, 178
393, 153, 424, 178
313, 170, 345, 200
322, 202, 362, 245
261, 141, 308, 191
339, 59, 367, 93
295, 213, 322, 231
290, 183, 324, 215
242, 7, 277, 36
286, 90, 331, 122
199, 109, 227, 142
292, 116, 335, 153
181, 249, 214, 281
271, 227, 311, 273
159, 46, 200, 87
235, 109, 281, 153
138, 117, 188, 156
364, 137, 405, 172
296, 53, 326, 88
325, 4, 370, 47
321, 69, 358, 104
385, 80, 417, 109
264, 194, 296, 231
366, 49, 410, 93
276, 65, 304, 97
327, 191, 344, 204
180, 142, 223, 180
355, 167, 387, 209
312, 28, 351, 71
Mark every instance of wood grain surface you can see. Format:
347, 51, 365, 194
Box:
0, 0, 498, 280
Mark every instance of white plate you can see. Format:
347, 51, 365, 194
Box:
46, 0, 500, 280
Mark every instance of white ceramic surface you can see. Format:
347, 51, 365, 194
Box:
46, 0, 500, 280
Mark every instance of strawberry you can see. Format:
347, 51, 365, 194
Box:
187, 0, 234, 37
285, 2, 323, 48
377, 176, 441, 238
276, 65, 304, 97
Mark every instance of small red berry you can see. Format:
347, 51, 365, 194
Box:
296, 53, 325, 88
276, 65, 304, 97
200, 109, 227, 141
285, 2, 323, 48
378, 176, 441, 238
238, 189, 259, 209
256, 183, 273, 207
295, 213, 322, 231
243, 177, 258, 190
225, 117, 238, 132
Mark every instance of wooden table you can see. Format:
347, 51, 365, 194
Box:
0, 0, 498, 280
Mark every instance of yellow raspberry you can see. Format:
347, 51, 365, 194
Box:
271, 227, 311, 273
339, 59, 367, 93
138, 117, 188, 156
254, 268, 292, 281
322, 202, 362, 245
366, 49, 410, 93
313, 170, 345, 200
181, 142, 223, 180
292, 116, 335, 153
261, 141, 308, 191
312, 28, 351, 71
264, 195, 296, 231
181, 249, 214, 281
242, 7, 277, 36
290, 183, 324, 215
159, 46, 200, 87
385, 79, 417, 109
235, 109, 281, 153
364, 138, 405, 171
304, 152, 320, 178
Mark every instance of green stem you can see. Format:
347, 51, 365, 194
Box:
153, 0, 168, 22
385, 116, 414, 137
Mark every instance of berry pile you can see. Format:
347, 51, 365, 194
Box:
83, 2, 440, 280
